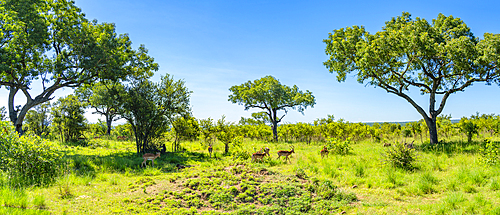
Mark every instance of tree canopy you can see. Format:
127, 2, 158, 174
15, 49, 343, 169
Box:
117, 75, 192, 154
324, 12, 500, 144
228, 75, 315, 141
75, 81, 125, 135
0, 0, 154, 134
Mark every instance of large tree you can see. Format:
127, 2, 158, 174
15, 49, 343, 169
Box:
118, 75, 191, 154
228, 76, 316, 141
324, 12, 500, 144
0, 0, 146, 134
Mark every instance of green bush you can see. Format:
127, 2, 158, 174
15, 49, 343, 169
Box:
327, 138, 352, 155
383, 141, 416, 171
479, 138, 499, 165
0, 121, 61, 187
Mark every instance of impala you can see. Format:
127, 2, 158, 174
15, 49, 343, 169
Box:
142, 152, 161, 168
251, 151, 267, 162
263, 147, 270, 156
208, 145, 213, 158
320, 146, 329, 158
277, 147, 294, 162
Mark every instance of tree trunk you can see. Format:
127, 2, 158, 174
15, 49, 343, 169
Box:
271, 121, 278, 142
106, 115, 113, 135
224, 142, 229, 154
424, 117, 438, 145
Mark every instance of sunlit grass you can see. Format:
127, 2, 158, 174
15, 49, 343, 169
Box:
2, 135, 498, 214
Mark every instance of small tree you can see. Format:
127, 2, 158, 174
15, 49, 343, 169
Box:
199, 117, 217, 147
458, 117, 479, 143
229, 76, 316, 141
118, 75, 191, 154
51, 95, 87, 142
24, 102, 51, 137
171, 115, 199, 152
215, 115, 237, 154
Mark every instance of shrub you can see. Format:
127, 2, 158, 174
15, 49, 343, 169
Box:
479, 138, 499, 165
0, 121, 61, 187
383, 141, 416, 171
327, 138, 352, 155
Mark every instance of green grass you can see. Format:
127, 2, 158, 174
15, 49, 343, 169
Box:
0, 137, 499, 214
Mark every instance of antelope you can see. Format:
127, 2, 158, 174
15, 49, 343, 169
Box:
252, 147, 270, 162
277, 146, 295, 163
142, 152, 161, 168
383, 142, 391, 147
251, 151, 267, 162
263, 147, 270, 156
208, 145, 213, 158
405, 141, 415, 149
320, 146, 329, 158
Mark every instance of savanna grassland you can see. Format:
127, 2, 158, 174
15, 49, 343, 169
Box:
1, 133, 500, 215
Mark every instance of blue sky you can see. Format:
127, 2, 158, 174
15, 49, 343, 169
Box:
2, 0, 499, 124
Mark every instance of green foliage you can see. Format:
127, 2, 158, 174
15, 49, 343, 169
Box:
172, 115, 200, 151
118, 74, 191, 154
0, 121, 61, 187
51, 95, 87, 143
0, 106, 6, 121
228, 75, 315, 141
384, 141, 417, 171
327, 138, 352, 155
479, 138, 500, 165
215, 115, 239, 154
23, 102, 51, 138
76, 81, 127, 135
459, 117, 480, 143
324, 12, 500, 144
111, 123, 134, 138
0, 0, 153, 135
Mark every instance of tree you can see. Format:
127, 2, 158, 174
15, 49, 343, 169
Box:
228, 76, 316, 141
0, 0, 149, 134
171, 115, 199, 152
458, 117, 479, 143
199, 117, 217, 147
75, 81, 125, 135
215, 115, 237, 154
118, 75, 191, 154
24, 101, 51, 137
324, 12, 500, 144
51, 95, 87, 142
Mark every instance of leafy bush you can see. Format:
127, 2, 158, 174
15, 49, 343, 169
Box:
327, 138, 352, 155
383, 141, 416, 171
0, 121, 61, 187
479, 138, 499, 165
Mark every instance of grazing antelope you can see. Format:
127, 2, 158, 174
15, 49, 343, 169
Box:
320, 146, 329, 158
277, 146, 295, 163
383, 142, 391, 147
142, 152, 161, 168
208, 145, 213, 158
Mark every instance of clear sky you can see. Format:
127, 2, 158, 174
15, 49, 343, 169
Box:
1, 0, 500, 124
